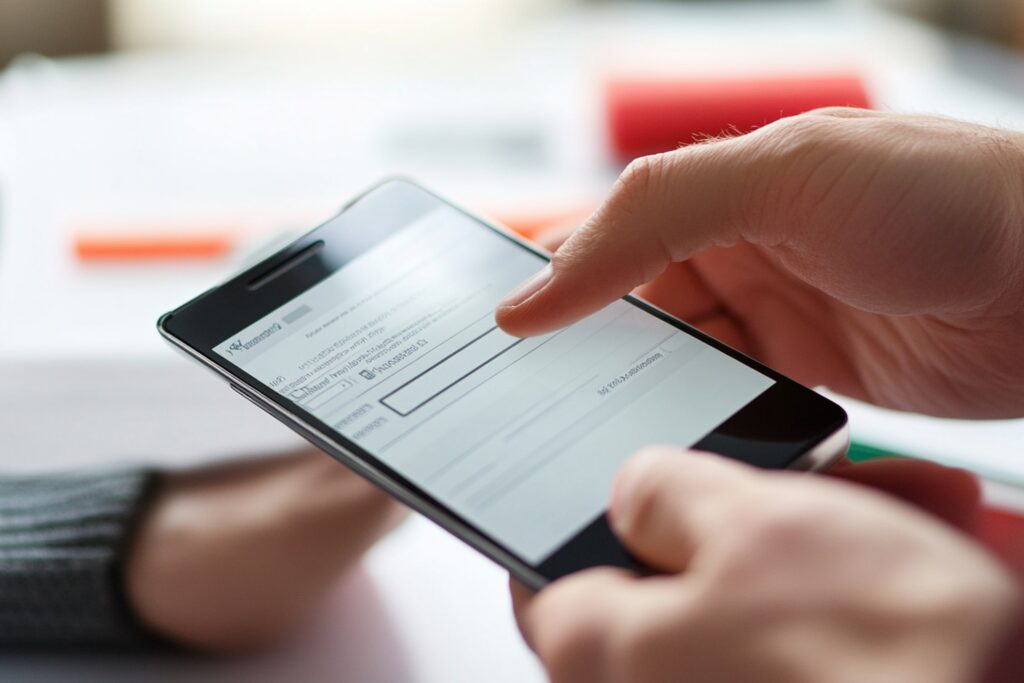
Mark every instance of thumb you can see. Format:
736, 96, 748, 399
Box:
495, 134, 767, 337
608, 446, 758, 572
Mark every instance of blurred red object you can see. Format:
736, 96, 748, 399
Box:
978, 507, 1024, 582
979, 507, 1024, 683
606, 74, 872, 162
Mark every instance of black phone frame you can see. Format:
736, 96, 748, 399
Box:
158, 178, 848, 588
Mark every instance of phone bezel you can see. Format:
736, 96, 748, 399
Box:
158, 177, 849, 589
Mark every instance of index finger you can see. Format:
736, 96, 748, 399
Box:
495, 135, 763, 338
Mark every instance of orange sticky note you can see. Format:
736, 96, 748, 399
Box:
73, 233, 236, 262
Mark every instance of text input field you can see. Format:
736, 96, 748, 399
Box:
380, 327, 523, 416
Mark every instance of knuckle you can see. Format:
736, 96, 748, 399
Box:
708, 494, 826, 585
765, 111, 841, 150
617, 155, 657, 197
548, 244, 573, 270
739, 495, 824, 550
758, 496, 818, 531
746, 111, 863, 237
614, 153, 673, 206
802, 105, 869, 119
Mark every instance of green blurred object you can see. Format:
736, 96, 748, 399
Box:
848, 440, 896, 463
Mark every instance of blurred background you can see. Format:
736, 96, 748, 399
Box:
1, 1, 1023, 681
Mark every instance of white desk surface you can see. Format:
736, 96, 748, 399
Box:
2, 2, 1023, 681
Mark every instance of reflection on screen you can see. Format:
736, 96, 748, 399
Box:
215, 206, 773, 563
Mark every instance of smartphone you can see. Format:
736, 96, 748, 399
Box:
159, 178, 848, 589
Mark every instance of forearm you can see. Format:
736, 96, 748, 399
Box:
0, 452, 399, 651
125, 452, 403, 651
0, 467, 160, 646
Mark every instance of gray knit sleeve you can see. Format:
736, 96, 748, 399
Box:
0, 467, 161, 646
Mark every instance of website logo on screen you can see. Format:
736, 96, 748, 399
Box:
226, 323, 283, 356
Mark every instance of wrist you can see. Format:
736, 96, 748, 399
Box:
125, 452, 402, 651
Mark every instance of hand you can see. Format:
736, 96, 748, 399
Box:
497, 109, 1024, 418
512, 447, 1021, 683
126, 449, 404, 651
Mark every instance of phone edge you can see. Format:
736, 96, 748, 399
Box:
157, 314, 551, 591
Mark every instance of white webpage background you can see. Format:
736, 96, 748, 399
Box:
217, 206, 773, 562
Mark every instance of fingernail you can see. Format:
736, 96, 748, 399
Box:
608, 477, 630, 537
608, 454, 645, 533
608, 448, 664, 534
500, 264, 553, 308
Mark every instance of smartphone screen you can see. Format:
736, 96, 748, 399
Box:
163, 179, 846, 583
211, 200, 778, 565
